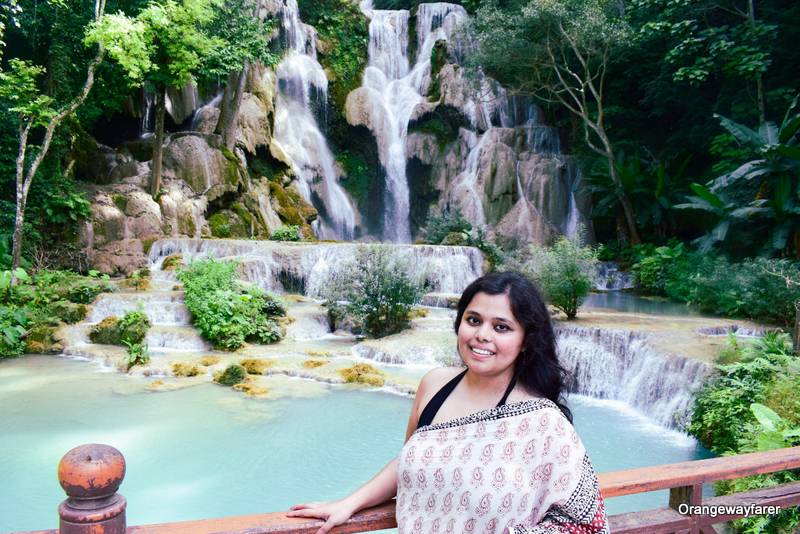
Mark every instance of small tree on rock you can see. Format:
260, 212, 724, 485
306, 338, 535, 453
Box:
523, 232, 598, 320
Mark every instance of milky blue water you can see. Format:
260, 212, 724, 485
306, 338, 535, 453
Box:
582, 291, 701, 316
0, 356, 708, 532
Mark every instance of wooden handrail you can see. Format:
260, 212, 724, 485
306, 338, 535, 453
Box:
598, 446, 800, 497
11, 445, 800, 534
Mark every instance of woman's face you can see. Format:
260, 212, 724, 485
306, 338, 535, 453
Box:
457, 291, 525, 380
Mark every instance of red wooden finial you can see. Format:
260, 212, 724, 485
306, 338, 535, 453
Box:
57, 444, 127, 534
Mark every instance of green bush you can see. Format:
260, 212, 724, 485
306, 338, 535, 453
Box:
520, 234, 598, 320
124, 341, 150, 370
0, 305, 27, 358
632, 247, 800, 327
420, 208, 472, 245
214, 363, 247, 386
321, 246, 426, 338
689, 333, 795, 454
89, 310, 150, 346
178, 259, 286, 350
118, 311, 150, 345
270, 225, 302, 242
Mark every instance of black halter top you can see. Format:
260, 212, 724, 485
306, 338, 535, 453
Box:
416, 369, 518, 429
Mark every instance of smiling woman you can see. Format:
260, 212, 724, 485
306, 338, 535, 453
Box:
288, 272, 609, 534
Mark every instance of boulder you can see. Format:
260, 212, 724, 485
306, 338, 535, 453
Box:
161, 133, 244, 201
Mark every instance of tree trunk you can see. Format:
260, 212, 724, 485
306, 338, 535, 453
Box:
11, 198, 27, 271
215, 65, 248, 151
150, 85, 167, 197
794, 301, 800, 355
599, 135, 641, 244
748, 0, 766, 125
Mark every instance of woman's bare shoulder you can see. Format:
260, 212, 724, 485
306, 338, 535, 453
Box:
417, 366, 464, 397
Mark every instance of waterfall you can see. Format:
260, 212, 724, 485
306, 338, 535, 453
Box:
148, 238, 484, 296
272, 0, 357, 241
595, 261, 634, 291
358, 2, 469, 242
556, 325, 709, 429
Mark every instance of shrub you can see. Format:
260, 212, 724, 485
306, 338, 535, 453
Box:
689, 333, 795, 454
118, 311, 150, 345
123, 269, 150, 291
522, 234, 598, 320
178, 259, 286, 350
713, 403, 800, 533
339, 363, 385, 386
270, 225, 302, 242
320, 246, 426, 338
214, 364, 247, 386
421, 208, 472, 245
124, 341, 150, 370
0, 305, 27, 358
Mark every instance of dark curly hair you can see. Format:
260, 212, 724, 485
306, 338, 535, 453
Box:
454, 271, 573, 422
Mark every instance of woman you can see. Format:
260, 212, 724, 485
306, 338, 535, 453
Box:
288, 271, 608, 534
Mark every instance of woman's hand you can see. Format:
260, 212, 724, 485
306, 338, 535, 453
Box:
286, 499, 357, 534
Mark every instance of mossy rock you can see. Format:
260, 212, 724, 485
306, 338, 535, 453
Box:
172, 362, 201, 377
306, 349, 332, 358
233, 376, 269, 397
48, 301, 88, 324
339, 363, 385, 387
141, 236, 159, 254
178, 211, 198, 237
111, 194, 129, 214
239, 358, 275, 375
208, 210, 249, 238
269, 181, 317, 227
122, 270, 151, 291
25, 325, 62, 354
441, 231, 468, 246
302, 359, 327, 369
161, 253, 184, 271
198, 356, 221, 367
118, 311, 151, 345
89, 316, 122, 345
214, 364, 247, 386
408, 307, 429, 319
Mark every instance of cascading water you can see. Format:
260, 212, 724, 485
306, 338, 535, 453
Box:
357, 2, 470, 242
148, 238, 484, 296
272, 0, 357, 241
556, 326, 709, 429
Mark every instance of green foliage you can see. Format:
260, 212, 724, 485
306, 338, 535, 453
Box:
0, 267, 112, 358
675, 97, 800, 257
336, 150, 372, 209
517, 233, 598, 320
633, 247, 800, 326
214, 363, 247, 386
296, 0, 368, 111
689, 332, 795, 453
178, 259, 285, 350
89, 310, 150, 346
321, 247, 426, 338
270, 225, 302, 242
420, 208, 472, 245
691, 332, 800, 533
123, 340, 150, 370
200, 0, 278, 79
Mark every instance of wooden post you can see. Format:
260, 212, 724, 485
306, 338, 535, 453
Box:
57, 444, 127, 534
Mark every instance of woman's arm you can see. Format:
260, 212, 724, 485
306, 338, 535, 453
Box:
286, 368, 448, 534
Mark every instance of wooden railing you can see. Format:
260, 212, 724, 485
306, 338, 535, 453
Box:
15, 444, 800, 534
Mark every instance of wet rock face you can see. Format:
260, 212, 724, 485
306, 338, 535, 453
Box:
161, 133, 243, 201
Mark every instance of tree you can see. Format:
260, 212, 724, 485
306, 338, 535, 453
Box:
675, 96, 800, 257
523, 232, 598, 320
202, 0, 278, 150
0, 0, 106, 271
88, 0, 221, 197
473, 0, 641, 243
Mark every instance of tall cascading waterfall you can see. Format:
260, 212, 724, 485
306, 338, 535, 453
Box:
272, 0, 357, 240
556, 325, 709, 429
357, 2, 471, 242
148, 238, 484, 296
